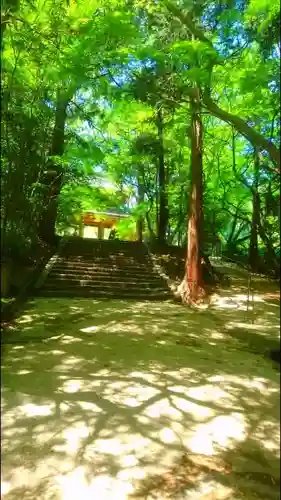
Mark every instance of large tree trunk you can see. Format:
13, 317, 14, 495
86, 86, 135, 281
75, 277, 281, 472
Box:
38, 91, 69, 243
249, 151, 260, 270
178, 89, 204, 303
156, 106, 169, 244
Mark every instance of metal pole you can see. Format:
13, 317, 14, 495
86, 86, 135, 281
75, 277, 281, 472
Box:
246, 271, 255, 323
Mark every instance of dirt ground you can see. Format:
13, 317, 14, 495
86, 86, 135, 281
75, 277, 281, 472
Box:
1, 273, 280, 500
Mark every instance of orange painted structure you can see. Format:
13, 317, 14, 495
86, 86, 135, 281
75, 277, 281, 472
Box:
79, 211, 136, 240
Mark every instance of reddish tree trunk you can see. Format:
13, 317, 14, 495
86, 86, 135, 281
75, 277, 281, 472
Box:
178, 89, 204, 303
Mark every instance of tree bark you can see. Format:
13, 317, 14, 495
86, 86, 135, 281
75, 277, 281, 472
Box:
38, 91, 69, 243
156, 106, 169, 243
179, 88, 204, 303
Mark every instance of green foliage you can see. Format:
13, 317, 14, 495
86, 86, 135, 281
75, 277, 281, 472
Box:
1, 0, 280, 274
115, 217, 136, 240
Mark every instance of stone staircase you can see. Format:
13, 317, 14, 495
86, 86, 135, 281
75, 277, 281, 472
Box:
34, 237, 172, 300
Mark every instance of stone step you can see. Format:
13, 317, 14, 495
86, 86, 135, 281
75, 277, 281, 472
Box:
62, 248, 148, 255
42, 278, 167, 289
50, 267, 156, 278
47, 272, 165, 283
35, 288, 172, 300
59, 258, 150, 266
65, 237, 144, 246
58, 254, 149, 261
35, 238, 171, 301
48, 268, 160, 280
65, 238, 145, 246
56, 254, 150, 261
63, 242, 147, 249
62, 247, 148, 256
51, 261, 155, 272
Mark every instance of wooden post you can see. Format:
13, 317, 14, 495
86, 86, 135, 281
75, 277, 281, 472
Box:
98, 223, 104, 239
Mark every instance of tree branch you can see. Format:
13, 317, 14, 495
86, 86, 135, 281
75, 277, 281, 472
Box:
202, 94, 280, 169
165, 2, 280, 169
223, 206, 251, 225
270, 110, 279, 142
165, 2, 213, 48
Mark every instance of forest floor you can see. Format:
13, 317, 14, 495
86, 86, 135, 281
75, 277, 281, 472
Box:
1, 272, 280, 500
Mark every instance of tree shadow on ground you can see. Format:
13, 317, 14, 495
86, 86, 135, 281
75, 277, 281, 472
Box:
131, 432, 280, 499
207, 282, 280, 369
1, 290, 280, 500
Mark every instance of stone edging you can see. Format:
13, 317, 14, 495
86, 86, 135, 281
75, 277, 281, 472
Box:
143, 242, 178, 296
1, 244, 61, 324
34, 237, 69, 289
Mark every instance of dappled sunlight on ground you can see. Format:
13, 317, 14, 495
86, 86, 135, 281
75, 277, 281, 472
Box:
1, 282, 280, 499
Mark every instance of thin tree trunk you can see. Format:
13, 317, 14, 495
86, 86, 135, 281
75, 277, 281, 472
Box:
136, 218, 143, 243
1, 9, 11, 50
170, 216, 184, 245
145, 211, 155, 240
178, 88, 204, 303
227, 211, 239, 250
175, 185, 186, 246
257, 209, 279, 274
38, 91, 69, 243
170, 204, 185, 245
137, 167, 144, 242
1, 16, 8, 47
156, 106, 168, 244
1, 206, 9, 252
155, 166, 159, 235
249, 150, 260, 270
